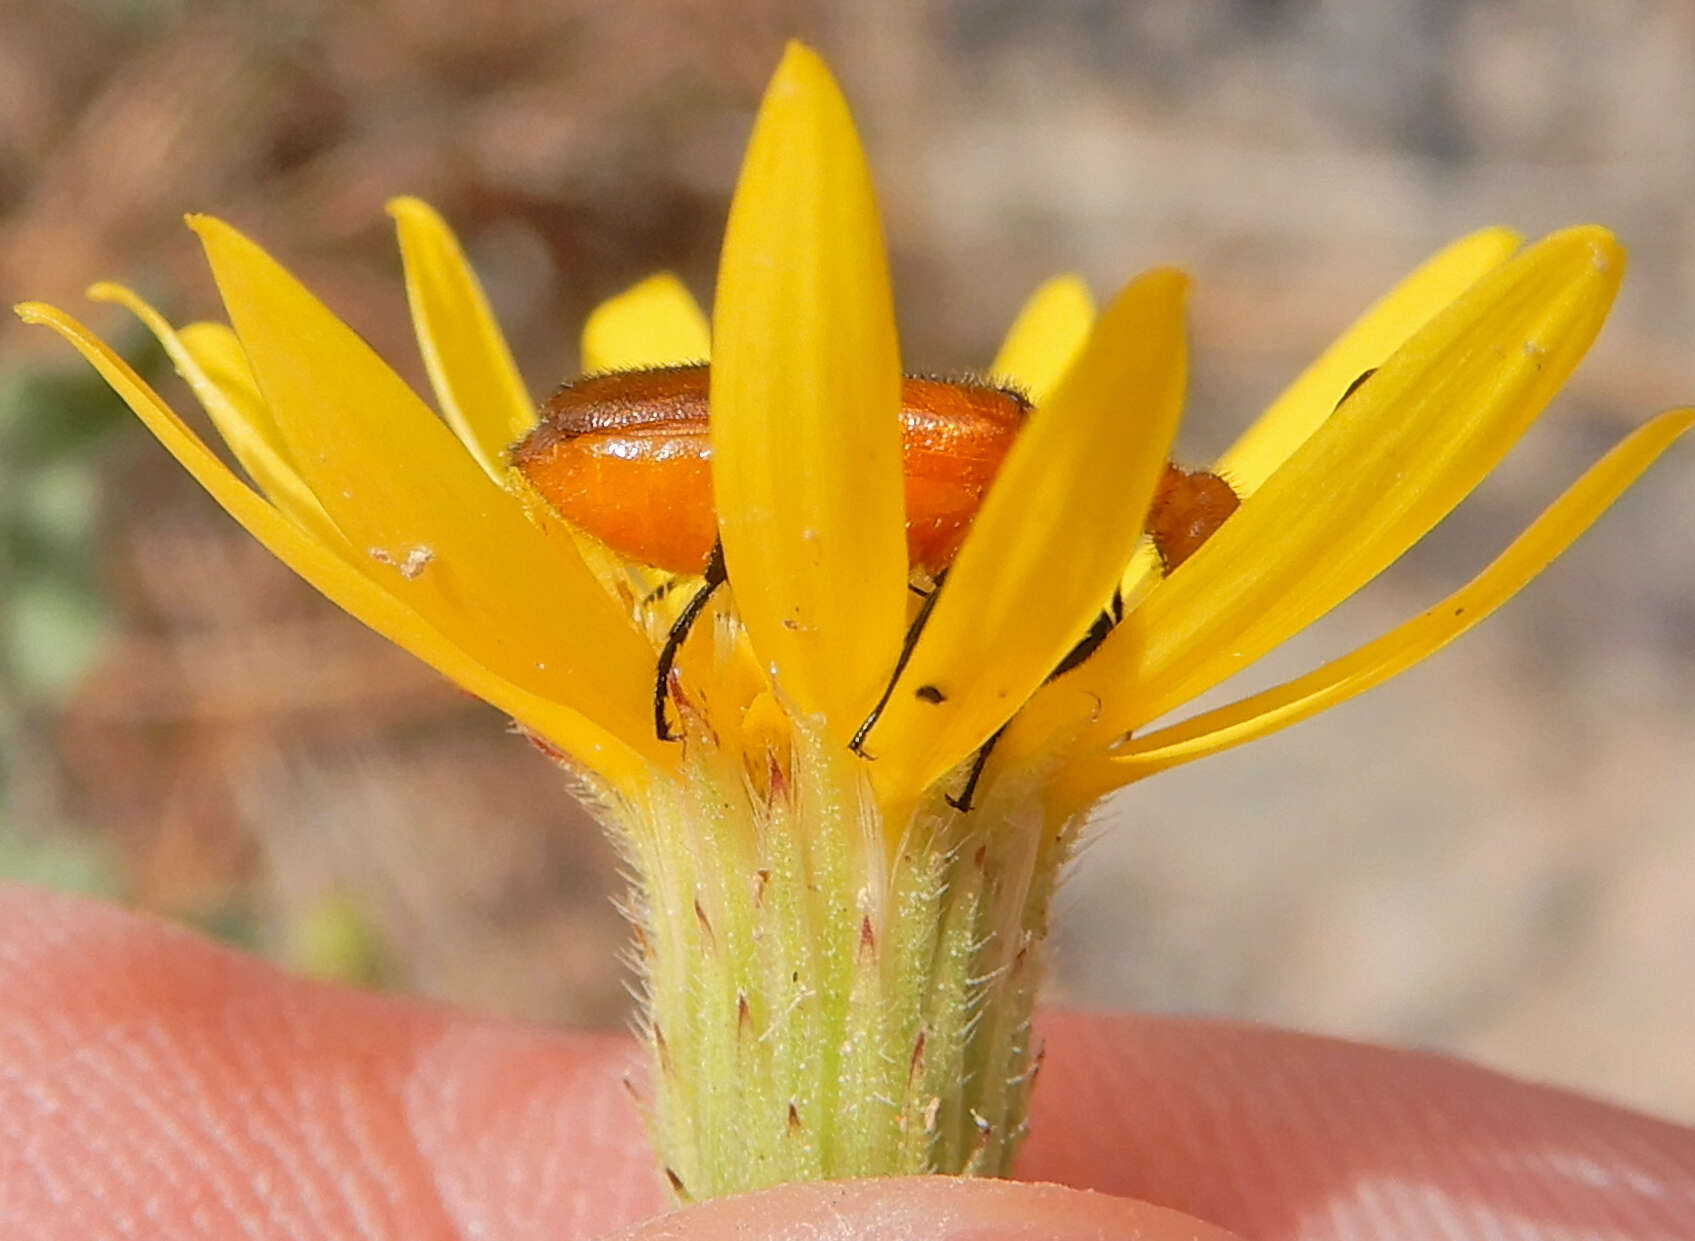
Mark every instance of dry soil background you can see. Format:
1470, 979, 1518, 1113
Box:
1, 0, 1691, 1124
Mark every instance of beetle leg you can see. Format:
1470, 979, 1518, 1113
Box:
643, 575, 690, 606
945, 723, 1006, 812
849, 569, 949, 757
1047, 585, 1124, 681
947, 582, 1121, 812
1336, 366, 1377, 410
654, 540, 728, 741
857, 574, 1123, 774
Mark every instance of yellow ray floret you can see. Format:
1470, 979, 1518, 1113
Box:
388, 196, 537, 480
989, 274, 1096, 407
864, 268, 1188, 802
15, 301, 658, 791
188, 214, 664, 760
709, 42, 907, 738
1113, 227, 1525, 609
87, 283, 343, 549
1054, 406, 1694, 810
1069, 227, 1622, 748
1217, 226, 1523, 497
580, 273, 712, 374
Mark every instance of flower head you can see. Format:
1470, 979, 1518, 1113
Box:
17, 41, 1689, 1199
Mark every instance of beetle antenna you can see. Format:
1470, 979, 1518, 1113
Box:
654, 540, 728, 741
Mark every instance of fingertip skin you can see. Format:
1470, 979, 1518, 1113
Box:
5, 887, 1694, 1241
604, 1177, 1243, 1241
1026, 1011, 1695, 1240
0, 884, 662, 1241
0, 889, 1235, 1241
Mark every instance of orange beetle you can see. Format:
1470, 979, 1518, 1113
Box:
512, 363, 1238, 578
517, 363, 1242, 757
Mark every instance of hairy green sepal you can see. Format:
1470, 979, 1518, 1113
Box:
595, 715, 1073, 1200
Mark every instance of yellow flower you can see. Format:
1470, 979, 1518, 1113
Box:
17, 41, 1688, 1199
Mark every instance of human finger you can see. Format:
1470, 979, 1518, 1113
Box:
1026, 1011, 1695, 1239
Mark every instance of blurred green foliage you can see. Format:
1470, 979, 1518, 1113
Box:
0, 335, 398, 976
0, 831, 122, 896
288, 892, 395, 987
0, 328, 159, 897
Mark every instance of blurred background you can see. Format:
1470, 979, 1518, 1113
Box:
2, 0, 1692, 1122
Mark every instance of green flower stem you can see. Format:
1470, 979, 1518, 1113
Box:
601, 717, 1073, 1200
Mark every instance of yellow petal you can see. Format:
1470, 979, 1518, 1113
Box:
175, 322, 278, 441
989, 274, 1095, 406
1104, 234, 1520, 614
1074, 226, 1624, 746
863, 268, 1188, 801
1217, 227, 1523, 497
388, 196, 536, 479
187, 214, 663, 758
580, 272, 711, 374
16, 300, 656, 791
84, 283, 344, 547
1056, 407, 1694, 808
709, 41, 906, 736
